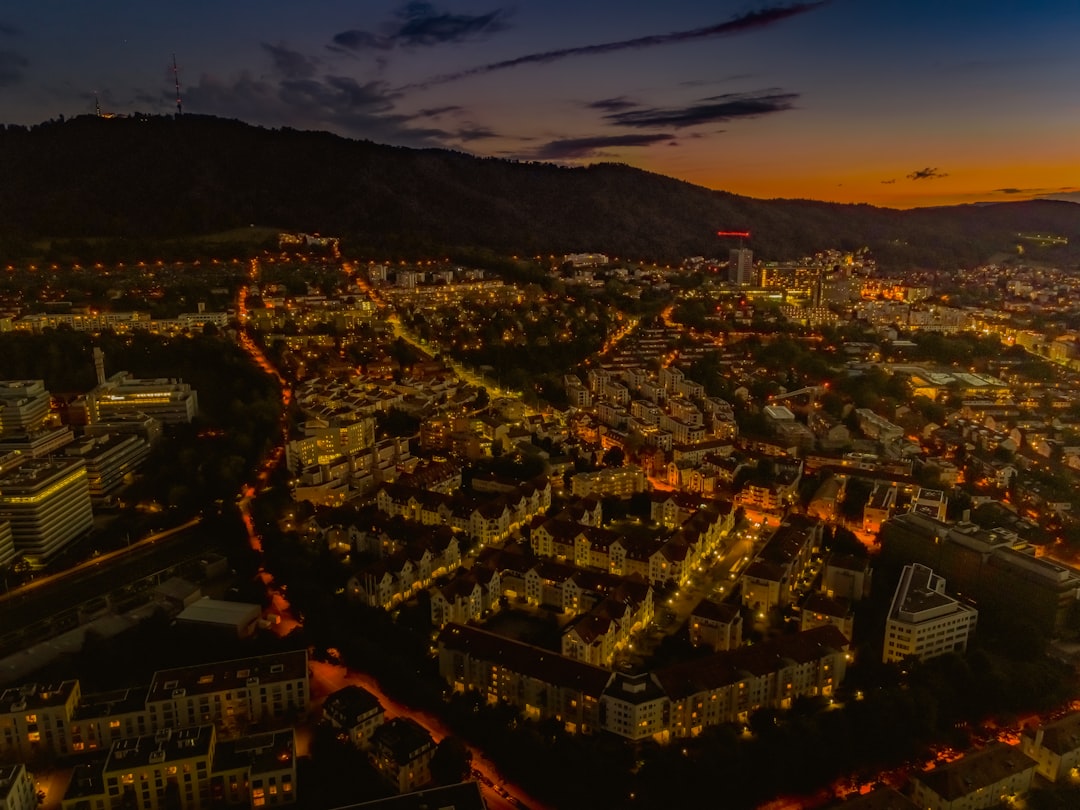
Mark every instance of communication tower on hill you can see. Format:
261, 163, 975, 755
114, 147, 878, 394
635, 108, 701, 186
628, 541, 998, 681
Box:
172, 54, 183, 115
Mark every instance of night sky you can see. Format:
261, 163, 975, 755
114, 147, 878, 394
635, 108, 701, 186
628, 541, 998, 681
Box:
2, 1, 1078, 208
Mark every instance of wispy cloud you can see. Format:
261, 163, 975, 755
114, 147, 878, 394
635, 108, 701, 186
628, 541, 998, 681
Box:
907, 167, 947, 181
332, 1, 510, 52
585, 96, 639, 113
404, 3, 826, 89
0, 49, 28, 87
0, 20, 27, 87
184, 69, 448, 146
262, 42, 320, 80
416, 105, 463, 118
530, 133, 674, 160
880, 179, 896, 184
602, 90, 798, 129
455, 125, 500, 142
994, 186, 1079, 195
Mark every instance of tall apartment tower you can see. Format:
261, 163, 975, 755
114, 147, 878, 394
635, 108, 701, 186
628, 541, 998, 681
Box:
728, 249, 755, 285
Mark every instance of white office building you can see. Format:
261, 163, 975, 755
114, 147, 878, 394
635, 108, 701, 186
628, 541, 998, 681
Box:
883, 563, 977, 664
0, 381, 51, 435
0, 457, 94, 568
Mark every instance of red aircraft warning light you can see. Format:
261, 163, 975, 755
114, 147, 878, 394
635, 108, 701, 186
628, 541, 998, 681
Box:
717, 231, 751, 238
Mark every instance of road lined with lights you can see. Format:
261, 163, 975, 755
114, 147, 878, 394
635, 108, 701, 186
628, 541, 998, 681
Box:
233, 268, 547, 810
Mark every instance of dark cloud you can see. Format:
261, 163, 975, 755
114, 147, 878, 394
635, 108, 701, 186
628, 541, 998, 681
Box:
262, 42, 319, 79
176, 36, 455, 145
995, 186, 1080, 196
0, 49, 28, 87
680, 74, 756, 87
602, 90, 798, 129
0, 22, 19, 36
530, 133, 674, 160
880, 179, 896, 184
907, 167, 947, 181
332, 30, 390, 51
405, 3, 825, 89
455, 126, 499, 141
585, 96, 638, 112
416, 105, 463, 117
184, 70, 447, 146
332, 1, 510, 52
394, 1, 510, 47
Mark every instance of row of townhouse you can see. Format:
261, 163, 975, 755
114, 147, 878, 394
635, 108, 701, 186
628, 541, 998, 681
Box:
309, 511, 459, 562
428, 567, 501, 628
437, 623, 850, 741
347, 530, 463, 611
374, 478, 551, 546
529, 502, 733, 589
741, 516, 823, 614
452, 548, 656, 624
0, 651, 309, 764
429, 550, 655, 666
561, 581, 654, 666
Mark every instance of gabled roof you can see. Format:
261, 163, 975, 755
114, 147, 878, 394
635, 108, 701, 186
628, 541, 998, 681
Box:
655, 626, 849, 699
914, 742, 1035, 800
438, 624, 611, 696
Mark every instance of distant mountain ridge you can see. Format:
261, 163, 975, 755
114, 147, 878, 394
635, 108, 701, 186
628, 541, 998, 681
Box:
1, 114, 1077, 268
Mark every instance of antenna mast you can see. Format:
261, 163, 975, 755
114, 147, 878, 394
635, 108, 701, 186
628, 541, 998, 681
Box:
95, 92, 102, 117
172, 54, 183, 115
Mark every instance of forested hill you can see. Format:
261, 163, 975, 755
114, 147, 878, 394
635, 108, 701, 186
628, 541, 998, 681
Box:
1, 114, 1078, 268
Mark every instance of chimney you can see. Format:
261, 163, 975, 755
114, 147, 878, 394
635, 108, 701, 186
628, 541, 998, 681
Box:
93, 347, 106, 386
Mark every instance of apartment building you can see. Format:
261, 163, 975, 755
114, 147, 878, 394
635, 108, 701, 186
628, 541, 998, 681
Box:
60, 726, 296, 810
369, 719, 435, 794
0, 652, 308, 762
0, 764, 36, 810
741, 516, 821, 613
570, 466, 646, 499
883, 564, 977, 664
322, 686, 385, 750
437, 623, 849, 741
1019, 711, 1080, 782
438, 624, 609, 735
910, 742, 1035, 810
145, 652, 309, 736
0, 681, 82, 761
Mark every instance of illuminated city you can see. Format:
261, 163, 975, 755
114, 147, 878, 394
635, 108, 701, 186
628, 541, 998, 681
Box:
2, 2, 1080, 810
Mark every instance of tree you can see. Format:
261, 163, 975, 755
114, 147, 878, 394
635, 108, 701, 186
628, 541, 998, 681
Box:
431, 736, 473, 785
601, 446, 625, 467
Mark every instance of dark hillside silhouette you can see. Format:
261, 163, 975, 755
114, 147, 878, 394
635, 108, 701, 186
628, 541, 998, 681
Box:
1, 115, 1078, 267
